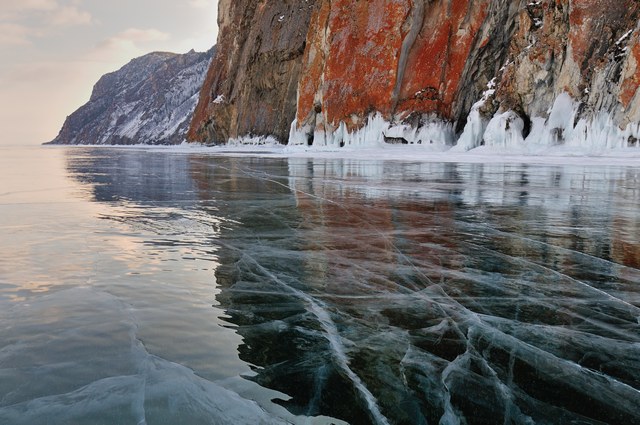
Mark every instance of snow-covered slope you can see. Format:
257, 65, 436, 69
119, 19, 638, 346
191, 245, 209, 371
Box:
48, 47, 214, 145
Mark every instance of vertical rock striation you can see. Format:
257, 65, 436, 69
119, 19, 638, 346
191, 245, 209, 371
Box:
292, 0, 519, 147
190, 0, 640, 152
187, 0, 316, 144
484, 0, 640, 150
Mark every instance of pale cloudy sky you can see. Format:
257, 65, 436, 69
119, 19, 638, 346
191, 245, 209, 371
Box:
0, 0, 218, 145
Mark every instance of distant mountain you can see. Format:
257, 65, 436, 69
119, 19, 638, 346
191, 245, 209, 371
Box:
48, 47, 215, 145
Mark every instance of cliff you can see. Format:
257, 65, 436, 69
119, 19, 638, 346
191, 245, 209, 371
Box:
190, 0, 640, 152
48, 48, 214, 145
187, 0, 315, 144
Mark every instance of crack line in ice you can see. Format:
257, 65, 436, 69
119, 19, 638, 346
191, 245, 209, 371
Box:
230, 162, 438, 284
470, 320, 640, 408
192, 158, 640, 421
219, 241, 392, 425
458, 240, 640, 343
464, 220, 640, 280
193, 160, 440, 297
407, 279, 640, 420
428, 294, 640, 422
461, 234, 640, 323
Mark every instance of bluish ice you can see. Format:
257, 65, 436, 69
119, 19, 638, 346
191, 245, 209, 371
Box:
0, 146, 638, 424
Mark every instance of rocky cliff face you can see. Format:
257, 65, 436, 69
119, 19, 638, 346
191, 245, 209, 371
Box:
49, 48, 214, 145
187, 0, 316, 144
190, 0, 640, 152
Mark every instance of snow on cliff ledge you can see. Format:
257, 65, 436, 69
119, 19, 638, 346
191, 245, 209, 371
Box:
47, 47, 215, 145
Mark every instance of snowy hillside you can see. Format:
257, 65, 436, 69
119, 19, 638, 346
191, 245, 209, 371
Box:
48, 47, 214, 145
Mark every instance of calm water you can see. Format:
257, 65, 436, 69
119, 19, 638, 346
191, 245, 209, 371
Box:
0, 146, 639, 425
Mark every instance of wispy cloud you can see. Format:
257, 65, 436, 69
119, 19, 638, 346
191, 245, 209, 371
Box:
0, 0, 93, 47
49, 5, 92, 26
0, 0, 59, 19
90, 28, 171, 62
0, 23, 33, 46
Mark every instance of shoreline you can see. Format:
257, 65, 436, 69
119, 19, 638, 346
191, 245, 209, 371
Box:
40, 143, 640, 167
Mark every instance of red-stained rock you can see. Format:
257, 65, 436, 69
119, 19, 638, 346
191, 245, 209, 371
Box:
296, 0, 495, 133
310, 0, 408, 129
620, 35, 640, 110
190, 0, 640, 147
398, 2, 491, 117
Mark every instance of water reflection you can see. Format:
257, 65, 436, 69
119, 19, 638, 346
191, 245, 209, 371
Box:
65, 148, 200, 203
18, 149, 638, 425
191, 157, 640, 425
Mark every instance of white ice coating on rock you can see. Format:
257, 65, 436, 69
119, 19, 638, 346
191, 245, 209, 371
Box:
617, 29, 634, 46
288, 113, 454, 152
287, 92, 640, 156
451, 101, 488, 152
228, 134, 281, 146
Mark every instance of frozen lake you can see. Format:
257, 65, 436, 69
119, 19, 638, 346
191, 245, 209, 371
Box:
1, 145, 639, 424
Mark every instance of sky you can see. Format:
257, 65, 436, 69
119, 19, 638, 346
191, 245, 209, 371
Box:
0, 0, 219, 145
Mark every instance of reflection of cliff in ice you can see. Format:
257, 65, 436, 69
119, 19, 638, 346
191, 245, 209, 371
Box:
189, 156, 363, 424
289, 158, 640, 270
65, 148, 199, 204
284, 158, 640, 424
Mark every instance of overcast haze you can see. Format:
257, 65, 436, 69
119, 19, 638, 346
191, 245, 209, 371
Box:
0, 0, 218, 145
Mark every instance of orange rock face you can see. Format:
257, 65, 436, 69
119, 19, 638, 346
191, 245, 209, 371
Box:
191, 0, 640, 145
298, 0, 407, 131
395, 1, 489, 117
297, 0, 492, 132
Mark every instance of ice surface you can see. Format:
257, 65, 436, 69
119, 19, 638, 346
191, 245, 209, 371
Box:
196, 155, 640, 424
0, 288, 287, 425
2, 147, 639, 424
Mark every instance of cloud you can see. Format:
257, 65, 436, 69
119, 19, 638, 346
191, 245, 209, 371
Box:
0, 0, 59, 20
0, 0, 58, 13
0, 23, 33, 46
0, 1, 92, 48
116, 28, 171, 43
49, 5, 92, 26
188, 0, 211, 8
90, 28, 172, 63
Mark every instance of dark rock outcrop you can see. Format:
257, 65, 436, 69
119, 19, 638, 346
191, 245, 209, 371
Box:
187, 0, 316, 144
48, 48, 214, 145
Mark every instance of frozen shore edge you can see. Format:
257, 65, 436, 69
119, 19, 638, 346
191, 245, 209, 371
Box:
43, 141, 640, 167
